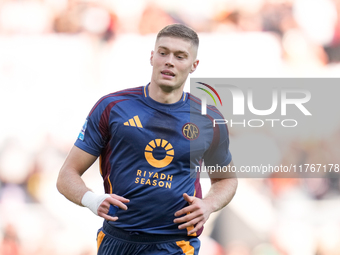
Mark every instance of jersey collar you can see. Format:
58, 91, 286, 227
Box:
143, 83, 187, 111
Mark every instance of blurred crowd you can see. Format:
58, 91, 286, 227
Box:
1, 0, 340, 254
0, 0, 339, 65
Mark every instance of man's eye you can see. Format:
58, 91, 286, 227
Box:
160, 52, 165, 55
177, 56, 183, 59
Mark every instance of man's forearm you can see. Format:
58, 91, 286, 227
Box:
203, 177, 238, 213
57, 168, 91, 206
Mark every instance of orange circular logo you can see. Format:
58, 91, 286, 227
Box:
182, 123, 199, 140
144, 139, 174, 168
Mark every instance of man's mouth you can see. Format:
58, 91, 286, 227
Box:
161, 70, 175, 77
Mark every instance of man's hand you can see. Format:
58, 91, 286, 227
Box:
81, 191, 130, 221
173, 172, 238, 236
173, 193, 213, 235
97, 194, 130, 221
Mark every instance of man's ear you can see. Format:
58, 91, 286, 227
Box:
150, 50, 154, 66
190, 59, 199, 73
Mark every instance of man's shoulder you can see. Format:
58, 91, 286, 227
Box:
89, 86, 144, 116
187, 92, 202, 112
101, 86, 144, 102
187, 93, 224, 118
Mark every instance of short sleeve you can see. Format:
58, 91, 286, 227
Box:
74, 98, 110, 157
203, 107, 232, 167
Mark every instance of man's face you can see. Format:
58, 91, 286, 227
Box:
150, 36, 199, 92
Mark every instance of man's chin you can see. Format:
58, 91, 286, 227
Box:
158, 82, 183, 93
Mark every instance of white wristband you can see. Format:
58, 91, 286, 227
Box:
81, 191, 110, 216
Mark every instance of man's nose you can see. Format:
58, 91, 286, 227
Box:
165, 54, 174, 67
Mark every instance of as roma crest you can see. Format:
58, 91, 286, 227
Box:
182, 123, 199, 140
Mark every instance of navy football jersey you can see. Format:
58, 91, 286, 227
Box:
75, 84, 232, 236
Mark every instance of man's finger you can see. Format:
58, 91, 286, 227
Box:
174, 204, 196, 217
183, 193, 194, 204
174, 209, 198, 223
99, 212, 118, 222
188, 222, 204, 235
177, 217, 201, 230
110, 194, 130, 203
105, 197, 128, 210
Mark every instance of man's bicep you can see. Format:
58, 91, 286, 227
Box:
61, 145, 98, 176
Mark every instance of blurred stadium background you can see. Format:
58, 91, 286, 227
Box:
1, 0, 340, 254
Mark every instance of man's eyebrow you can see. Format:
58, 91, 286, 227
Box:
158, 46, 189, 55
158, 46, 169, 50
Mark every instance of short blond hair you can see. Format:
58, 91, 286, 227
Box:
156, 24, 199, 47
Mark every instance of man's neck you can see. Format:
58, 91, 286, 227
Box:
148, 82, 184, 104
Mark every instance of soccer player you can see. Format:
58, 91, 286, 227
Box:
57, 24, 237, 255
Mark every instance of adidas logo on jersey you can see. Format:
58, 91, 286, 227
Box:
124, 115, 143, 128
